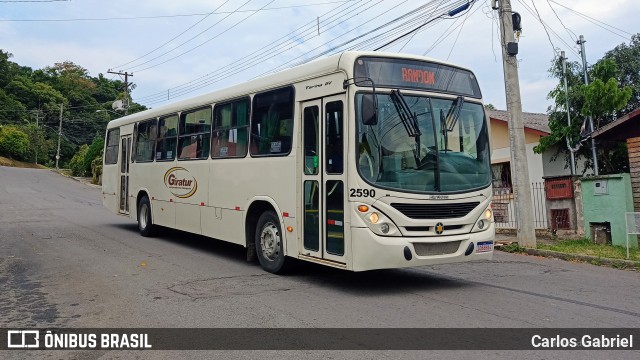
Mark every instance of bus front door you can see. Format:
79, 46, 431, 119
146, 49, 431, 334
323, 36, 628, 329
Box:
118, 134, 132, 214
301, 95, 346, 264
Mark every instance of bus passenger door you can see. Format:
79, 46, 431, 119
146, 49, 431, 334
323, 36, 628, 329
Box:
119, 134, 132, 214
301, 95, 346, 264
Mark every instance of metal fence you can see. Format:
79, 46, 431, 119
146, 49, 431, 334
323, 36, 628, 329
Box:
493, 182, 549, 229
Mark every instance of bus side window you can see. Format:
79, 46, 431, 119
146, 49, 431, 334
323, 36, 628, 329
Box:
250, 86, 294, 156
135, 119, 157, 162
212, 98, 249, 158
105, 128, 120, 165
178, 107, 212, 160
156, 115, 178, 161
325, 101, 344, 174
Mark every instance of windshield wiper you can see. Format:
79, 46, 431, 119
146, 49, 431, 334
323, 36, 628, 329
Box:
440, 96, 465, 152
390, 89, 422, 161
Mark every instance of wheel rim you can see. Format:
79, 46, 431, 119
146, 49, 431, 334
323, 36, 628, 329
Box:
260, 221, 280, 261
139, 203, 148, 230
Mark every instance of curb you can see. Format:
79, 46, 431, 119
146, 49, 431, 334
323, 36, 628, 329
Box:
497, 245, 638, 269
52, 169, 101, 188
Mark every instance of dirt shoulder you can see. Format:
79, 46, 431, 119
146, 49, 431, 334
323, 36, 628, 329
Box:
0, 156, 48, 169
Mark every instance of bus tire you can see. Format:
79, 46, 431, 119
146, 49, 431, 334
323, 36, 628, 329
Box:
255, 211, 288, 274
137, 196, 156, 237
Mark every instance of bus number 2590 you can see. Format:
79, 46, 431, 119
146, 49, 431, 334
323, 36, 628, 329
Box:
349, 188, 376, 198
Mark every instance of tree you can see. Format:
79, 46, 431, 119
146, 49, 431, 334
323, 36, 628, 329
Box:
601, 34, 640, 115
535, 47, 633, 174
19, 124, 48, 163
484, 103, 496, 110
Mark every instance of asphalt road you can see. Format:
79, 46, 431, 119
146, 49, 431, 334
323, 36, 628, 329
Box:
0, 167, 638, 359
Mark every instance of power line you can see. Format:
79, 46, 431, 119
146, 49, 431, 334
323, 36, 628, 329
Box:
549, 0, 632, 40
515, 0, 580, 57
134, 0, 366, 103
398, 0, 448, 52
110, 0, 233, 70
142, 0, 384, 104
545, 0, 577, 42
0, 0, 68, 2
136, 0, 469, 106
125, 0, 257, 72
423, 9, 467, 55
0, 1, 356, 22
530, 0, 557, 55
446, 0, 476, 60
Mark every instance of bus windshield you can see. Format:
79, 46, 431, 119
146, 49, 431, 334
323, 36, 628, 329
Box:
356, 92, 491, 193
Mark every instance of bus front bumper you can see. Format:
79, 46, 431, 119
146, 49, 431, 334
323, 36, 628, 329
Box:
350, 224, 495, 271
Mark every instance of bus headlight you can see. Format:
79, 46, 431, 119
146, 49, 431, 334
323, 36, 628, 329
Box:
356, 205, 400, 236
471, 207, 493, 233
369, 212, 380, 224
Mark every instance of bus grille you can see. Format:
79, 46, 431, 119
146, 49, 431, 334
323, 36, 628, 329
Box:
390, 202, 479, 219
413, 241, 461, 256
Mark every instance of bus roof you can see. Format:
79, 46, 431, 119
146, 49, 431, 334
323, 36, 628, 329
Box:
107, 51, 475, 129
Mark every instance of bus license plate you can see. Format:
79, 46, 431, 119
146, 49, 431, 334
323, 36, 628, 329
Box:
476, 241, 493, 253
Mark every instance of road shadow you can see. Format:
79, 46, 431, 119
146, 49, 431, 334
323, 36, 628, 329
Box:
109, 222, 470, 294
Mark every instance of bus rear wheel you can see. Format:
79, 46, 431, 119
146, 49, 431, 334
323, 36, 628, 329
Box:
255, 211, 288, 274
137, 196, 156, 237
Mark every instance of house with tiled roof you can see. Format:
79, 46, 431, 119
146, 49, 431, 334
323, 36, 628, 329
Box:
486, 109, 551, 195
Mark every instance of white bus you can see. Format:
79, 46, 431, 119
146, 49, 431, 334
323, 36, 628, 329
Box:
102, 51, 494, 274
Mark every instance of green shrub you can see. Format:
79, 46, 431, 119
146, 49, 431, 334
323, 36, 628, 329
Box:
91, 155, 103, 184
84, 137, 104, 175
0, 125, 29, 160
69, 144, 89, 176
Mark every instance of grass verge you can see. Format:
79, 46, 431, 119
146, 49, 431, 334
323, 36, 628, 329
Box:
537, 238, 639, 262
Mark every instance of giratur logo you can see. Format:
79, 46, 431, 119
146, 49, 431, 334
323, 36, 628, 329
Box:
164, 167, 198, 198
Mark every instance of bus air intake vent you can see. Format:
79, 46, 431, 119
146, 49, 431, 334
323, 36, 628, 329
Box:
390, 202, 480, 219
413, 241, 461, 256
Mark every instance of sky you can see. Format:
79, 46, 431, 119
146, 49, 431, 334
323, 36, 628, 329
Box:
0, 0, 638, 114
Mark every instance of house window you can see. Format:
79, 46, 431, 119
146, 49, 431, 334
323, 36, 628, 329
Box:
491, 162, 512, 194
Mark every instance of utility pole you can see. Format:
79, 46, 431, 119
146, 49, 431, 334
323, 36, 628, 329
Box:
561, 51, 576, 175
55, 104, 63, 170
107, 70, 133, 115
496, 0, 536, 247
577, 35, 599, 175
33, 109, 40, 165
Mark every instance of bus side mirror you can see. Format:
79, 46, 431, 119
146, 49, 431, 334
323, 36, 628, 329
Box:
361, 94, 378, 126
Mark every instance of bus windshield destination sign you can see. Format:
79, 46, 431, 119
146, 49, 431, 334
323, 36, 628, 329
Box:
354, 56, 482, 98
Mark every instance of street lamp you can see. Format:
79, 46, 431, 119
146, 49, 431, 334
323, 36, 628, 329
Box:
95, 109, 123, 117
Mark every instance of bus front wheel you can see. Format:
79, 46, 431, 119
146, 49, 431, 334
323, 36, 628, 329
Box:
138, 196, 156, 237
255, 211, 288, 274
